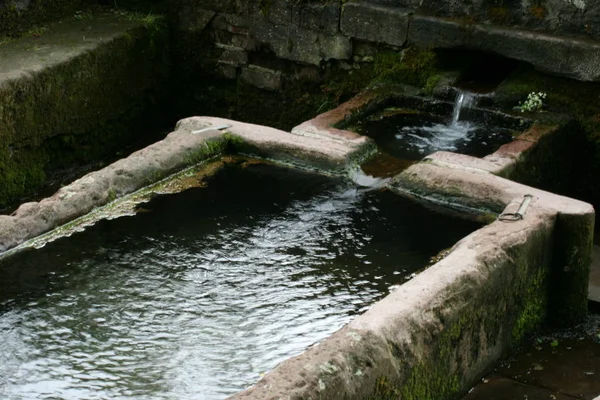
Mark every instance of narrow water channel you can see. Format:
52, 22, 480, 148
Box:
0, 162, 479, 399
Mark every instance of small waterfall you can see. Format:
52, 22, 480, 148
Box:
450, 90, 477, 127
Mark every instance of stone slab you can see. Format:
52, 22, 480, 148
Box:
462, 375, 579, 400
0, 13, 141, 85
472, 24, 600, 82
494, 337, 600, 399
251, 22, 351, 66
295, 3, 341, 35
240, 65, 282, 91
408, 15, 471, 49
341, 2, 409, 47
216, 44, 248, 66
407, 14, 600, 82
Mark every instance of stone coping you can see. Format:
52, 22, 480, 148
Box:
0, 117, 374, 254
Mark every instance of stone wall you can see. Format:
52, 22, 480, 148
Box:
172, 0, 600, 87
370, 0, 600, 41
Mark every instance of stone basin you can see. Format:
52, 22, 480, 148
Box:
0, 104, 594, 400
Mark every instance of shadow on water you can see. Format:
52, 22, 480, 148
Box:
0, 162, 480, 399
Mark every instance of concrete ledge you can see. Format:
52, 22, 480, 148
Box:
407, 15, 600, 82
341, 3, 409, 47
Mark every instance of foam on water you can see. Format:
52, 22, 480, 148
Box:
395, 90, 479, 155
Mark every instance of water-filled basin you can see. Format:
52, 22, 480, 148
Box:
348, 94, 528, 176
0, 161, 479, 399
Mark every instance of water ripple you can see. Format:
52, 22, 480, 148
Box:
0, 164, 478, 399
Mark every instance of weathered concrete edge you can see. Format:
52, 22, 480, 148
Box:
0, 117, 373, 254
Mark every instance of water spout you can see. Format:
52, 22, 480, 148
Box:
451, 90, 477, 127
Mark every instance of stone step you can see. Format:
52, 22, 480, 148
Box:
0, 10, 169, 209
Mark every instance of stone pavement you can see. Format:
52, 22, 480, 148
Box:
463, 315, 600, 400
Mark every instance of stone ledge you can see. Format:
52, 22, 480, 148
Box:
176, 116, 374, 172
0, 12, 170, 209
251, 21, 351, 66
407, 14, 600, 82
341, 2, 409, 47
232, 165, 593, 398
240, 65, 282, 91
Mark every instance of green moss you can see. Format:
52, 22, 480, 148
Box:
400, 364, 460, 400
366, 223, 554, 400
258, 0, 272, 16
0, 15, 170, 209
512, 267, 547, 342
422, 74, 442, 95
373, 48, 439, 88
184, 136, 229, 166
223, 132, 249, 153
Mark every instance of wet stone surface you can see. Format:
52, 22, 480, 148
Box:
464, 314, 600, 400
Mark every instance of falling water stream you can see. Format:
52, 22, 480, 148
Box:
0, 162, 479, 400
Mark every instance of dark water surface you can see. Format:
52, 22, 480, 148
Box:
0, 163, 479, 399
360, 112, 515, 161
